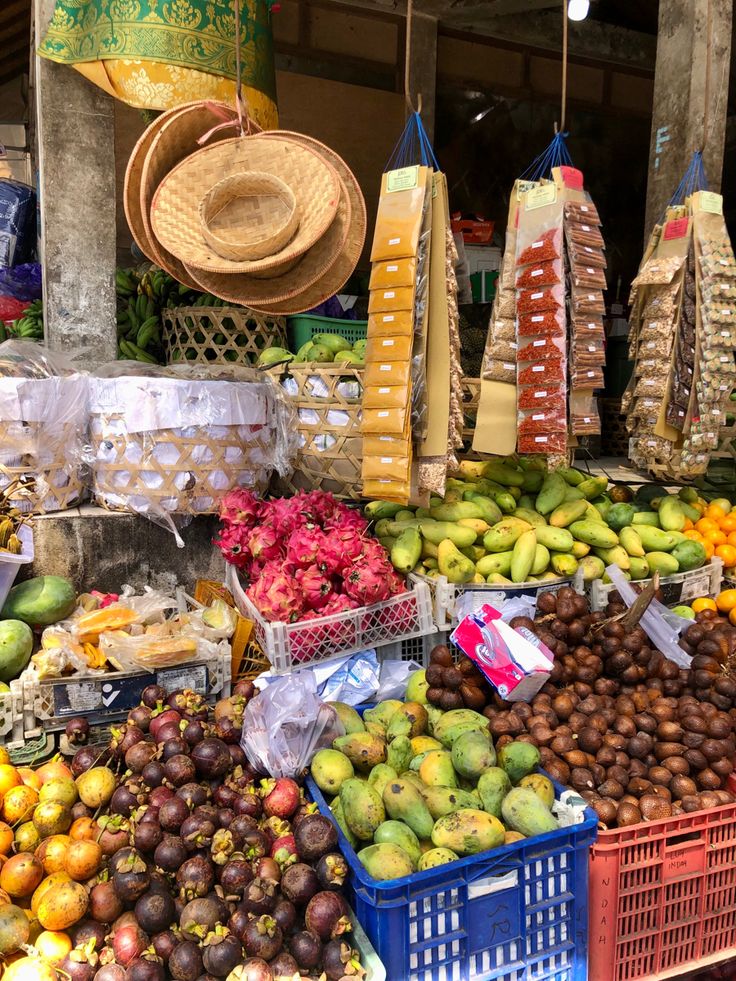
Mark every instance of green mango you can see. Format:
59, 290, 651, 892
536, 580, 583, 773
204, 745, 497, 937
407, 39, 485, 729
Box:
476, 551, 513, 578
383, 778, 435, 839
562, 485, 586, 502
519, 774, 555, 808
592, 497, 612, 520
477, 768, 512, 817
521, 469, 544, 493
531, 544, 551, 576
549, 500, 588, 528
359, 843, 414, 880
433, 709, 489, 748
498, 741, 541, 785
569, 520, 619, 549
607, 503, 635, 531
331, 797, 358, 848
501, 787, 559, 836
645, 551, 680, 576
451, 730, 496, 781
578, 555, 605, 583
420, 522, 477, 548
632, 511, 661, 527
619, 526, 645, 557
431, 808, 505, 855
312, 332, 352, 353
535, 525, 574, 552
593, 545, 631, 571
333, 733, 387, 773
340, 779, 385, 840
482, 518, 533, 553
386, 736, 413, 773
398, 770, 425, 793
577, 476, 609, 500
672, 540, 707, 572
512, 508, 547, 529
535, 472, 567, 515
364, 500, 404, 521
310, 749, 354, 796
635, 525, 678, 553
438, 540, 476, 584
367, 764, 398, 800
418, 750, 457, 788
330, 702, 366, 734
391, 527, 422, 574
363, 700, 402, 729
387, 702, 429, 741
420, 786, 479, 820
659, 496, 686, 532
628, 556, 650, 580
418, 847, 459, 871
406, 669, 429, 705
463, 494, 503, 525
374, 820, 422, 868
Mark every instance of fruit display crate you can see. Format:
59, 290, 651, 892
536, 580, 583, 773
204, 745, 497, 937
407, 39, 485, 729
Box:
588, 558, 723, 612
20, 649, 231, 736
588, 798, 736, 981
307, 773, 597, 981
376, 629, 449, 668
0, 524, 34, 609
226, 566, 434, 673
0, 679, 27, 749
286, 314, 368, 350
412, 571, 584, 627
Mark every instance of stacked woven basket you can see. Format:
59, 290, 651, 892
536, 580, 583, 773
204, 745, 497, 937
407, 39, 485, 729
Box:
124, 101, 367, 315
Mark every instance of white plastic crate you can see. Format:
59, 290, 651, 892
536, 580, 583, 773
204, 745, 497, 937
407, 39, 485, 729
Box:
589, 557, 723, 612
21, 650, 231, 736
226, 565, 434, 673
415, 570, 584, 627
0, 680, 27, 749
376, 629, 448, 668
0, 524, 34, 610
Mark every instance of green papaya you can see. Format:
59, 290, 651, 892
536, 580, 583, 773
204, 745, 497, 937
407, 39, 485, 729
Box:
501, 787, 559, 836
498, 741, 541, 784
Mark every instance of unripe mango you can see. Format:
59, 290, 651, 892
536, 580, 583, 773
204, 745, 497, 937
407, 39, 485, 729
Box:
431, 808, 505, 855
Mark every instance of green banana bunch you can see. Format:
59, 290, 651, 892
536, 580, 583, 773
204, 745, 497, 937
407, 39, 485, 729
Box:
11, 299, 44, 340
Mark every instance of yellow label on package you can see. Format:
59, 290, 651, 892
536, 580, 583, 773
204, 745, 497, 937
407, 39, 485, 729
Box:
386, 166, 420, 193
699, 191, 724, 215
525, 184, 557, 210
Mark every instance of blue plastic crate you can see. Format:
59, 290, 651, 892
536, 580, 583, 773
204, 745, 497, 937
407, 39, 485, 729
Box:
307, 772, 596, 981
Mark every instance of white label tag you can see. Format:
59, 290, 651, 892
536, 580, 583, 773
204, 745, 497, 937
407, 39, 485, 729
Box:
382, 339, 394, 346
382, 315, 394, 322
388, 237, 400, 245
533, 339, 545, 347
532, 413, 545, 420
383, 291, 395, 299
534, 390, 547, 398
531, 292, 544, 300
387, 264, 398, 272
378, 410, 389, 417
379, 364, 391, 371
531, 269, 543, 277
532, 365, 544, 372
531, 315, 544, 323
378, 387, 390, 394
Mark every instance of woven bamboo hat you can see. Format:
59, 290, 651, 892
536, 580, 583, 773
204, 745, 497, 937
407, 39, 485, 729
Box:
150, 135, 340, 276
184, 133, 366, 313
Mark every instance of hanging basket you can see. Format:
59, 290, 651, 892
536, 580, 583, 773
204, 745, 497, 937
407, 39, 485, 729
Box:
269, 364, 364, 501
162, 305, 286, 367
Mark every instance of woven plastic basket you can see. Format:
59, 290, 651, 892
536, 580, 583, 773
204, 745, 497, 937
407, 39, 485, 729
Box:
162, 306, 286, 367
269, 363, 363, 500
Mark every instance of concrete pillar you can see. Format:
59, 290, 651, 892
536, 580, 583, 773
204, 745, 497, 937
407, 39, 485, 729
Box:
644, 0, 733, 237
34, 0, 117, 361
406, 11, 437, 143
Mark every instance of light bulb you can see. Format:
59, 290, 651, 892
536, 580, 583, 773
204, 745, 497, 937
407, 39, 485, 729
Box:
567, 0, 589, 20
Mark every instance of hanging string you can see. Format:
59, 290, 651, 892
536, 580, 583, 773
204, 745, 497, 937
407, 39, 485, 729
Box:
559, 0, 569, 133
519, 131, 573, 182
666, 151, 708, 214
404, 0, 422, 115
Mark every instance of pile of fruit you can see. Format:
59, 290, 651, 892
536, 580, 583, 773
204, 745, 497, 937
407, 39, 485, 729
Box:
371, 460, 715, 585
257, 333, 366, 368
8, 299, 44, 342
215, 489, 405, 624
309, 693, 561, 882
0, 683, 368, 981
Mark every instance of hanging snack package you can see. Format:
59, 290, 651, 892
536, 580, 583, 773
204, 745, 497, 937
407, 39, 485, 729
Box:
369, 256, 418, 290
517, 310, 564, 337
371, 165, 431, 261
516, 227, 561, 266
367, 286, 415, 314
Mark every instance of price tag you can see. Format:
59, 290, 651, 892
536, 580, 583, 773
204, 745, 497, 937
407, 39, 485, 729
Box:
559, 166, 584, 190
699, 191, 723, 215
387, 166, 419, 192
663, 217, 689, 240
525, 184, 558, 210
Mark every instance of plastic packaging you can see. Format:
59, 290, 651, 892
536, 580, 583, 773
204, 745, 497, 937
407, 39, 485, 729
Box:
566, 222, 605, 250
375, 659, 423, 700
518, 407, 567, 434
517, 228, 560, 265
518, 360, 566, 385
517, 287, 561, 314
0, 263, 42, 301
517, 337, 565, 362
0, 339, 88, 514
518, 431, 567, 454
565, 200, 601, 225
241, 673, 345, 777
0, 180, 36, 268
88, 363, 297, 544
517, 311, 564, 337
518, 387, 567, 412
515, 260, 560, 289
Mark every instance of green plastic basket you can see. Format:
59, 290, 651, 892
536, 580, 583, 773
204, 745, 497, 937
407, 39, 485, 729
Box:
287, 314, 367, 350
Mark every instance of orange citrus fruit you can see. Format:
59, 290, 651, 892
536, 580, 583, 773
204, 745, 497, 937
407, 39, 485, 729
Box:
730, 608, 736, 627
720, 514, 736, 533
717, 544, 736, 567
716, 589, 736, 613
703, 541, 715, 560
711, 498, 732, 515
727, 531, 736, 547
692, 597, 718, 613
683, 518, 694, 531
705, 529, 727, 546
696, 518, 718, 534
684, 529, 703, 541
706, 504, 727, 521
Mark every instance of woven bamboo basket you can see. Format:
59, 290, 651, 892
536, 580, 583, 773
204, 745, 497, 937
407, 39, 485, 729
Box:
162, 306, 286, 367
269, 363, 364, 501
0, 419, 85, 513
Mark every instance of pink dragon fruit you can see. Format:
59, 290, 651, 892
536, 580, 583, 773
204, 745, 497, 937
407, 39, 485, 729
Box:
296, 564, 334, 610
219, 488, 262, 527
286, 524, 328, 569
248, 523, 284, 563
343, 556, 393, 606
215, 523, 251, 569
263, 495, 310, 538
321, 593, 360, 614
302, 490, 339, 524
247, 563, 305, 622
324, 506, 368, 533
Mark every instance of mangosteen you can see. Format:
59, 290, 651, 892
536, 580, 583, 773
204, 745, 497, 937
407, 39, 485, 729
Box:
261, 816, 291, 846
168, 941, 204, 981
128, 704, 153, 732
149, 785, 174, 808
162, 736, 189, 761
134, 820, 163, 855
94, 967, 126, 981
126, 741, 158, 774
181, 813, 216, 852
149, 709, 182, 741
112, 921, 148, 967
142, 684, 167, 708
180, 896, 229, 942
228, 904, 250, 942
183, 720, 207, 746
151, 929, 177, 962
111, 849, 151, 904
135, 891, 176, 935
236, 960, 273, 981
142, 761, 166, 788
90, 880, 124, 923
272, 899, 296, 935
241, 877, 277, 916
243, 915, 283, 961
155, 723, 184, 745
218, 858, 253, 898
253, 857, 280, 884
147, 872, 171, 895
241, 827, 269, 860
111, 724, 145, 759
292, 802, 318, 830
159, 796, 190, 833
211, 827, 237, 865
217, 808, 235, 829
165, 754, 197, 787
139, 805, 160, 825
177, 783, 210, 809
192, 738, 231, 779
316, 853, 349, 891
233, 679, 256, 699
125, 956, 166, 981
177, 854, 216, 900
65, 716, 90, 745
154, 835, 188, 872
305, 891, 351, 941
289, 930, 323, 971
110, 785, 138, 817
71, 801, 94, 821
213, 784, 237, 810
71, 919, 108, 949
268, 953, 299, 978
322, 939, 361, 980
202, 931, 243, 977
213, 718, 239, 745
98, 817, 131, 857
228, 745, 247, 768
281, 863, 319, 907
294, 814, 338, 863
194, 803, 219, 824
59, 952, 96, 981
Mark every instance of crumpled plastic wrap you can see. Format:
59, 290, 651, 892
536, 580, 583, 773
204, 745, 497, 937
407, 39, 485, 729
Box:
0, 339, 88, 513
0, 179, 36, 267
87, 362, 297, 544
241, 673, 345, 778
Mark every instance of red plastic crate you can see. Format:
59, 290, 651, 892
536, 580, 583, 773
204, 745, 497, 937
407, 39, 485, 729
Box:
589, 800, 736, 981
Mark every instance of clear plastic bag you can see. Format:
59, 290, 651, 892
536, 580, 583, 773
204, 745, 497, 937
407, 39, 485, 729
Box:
517, 311, 564, 337
240, 674, 345, 778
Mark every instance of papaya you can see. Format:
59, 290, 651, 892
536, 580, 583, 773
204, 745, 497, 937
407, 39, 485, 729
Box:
358, 843, 413, 881
476, 768, 512, 818
483, 518, 533, 553
340, 779, 385, 840
501, 787, 559, 836
1, 576, 76, 627
382, 779, 435, 839
431, 809, 505, 856
498, 741, 541, 784
374, 821, 422, 868
568, 520, 619, 549
548, 500, 588, 528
